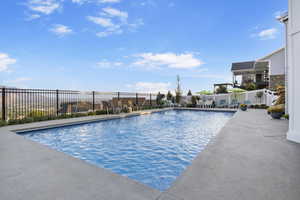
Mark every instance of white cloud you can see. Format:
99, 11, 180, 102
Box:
253, 28, 278, 40
96, 60, 123, 68
26, 0, 61, 15
26, 14, 41, 20
101, 7, 128, 22
0, 53, 17, 72
87, 16, 117, 28
96, 29, 123, 37
87, 7, 141, 38
127, 82, 171, 93
99, 0, 121, 3
133, 52, 204, 69
71, 0, 87, 4
50, 24, 73, 36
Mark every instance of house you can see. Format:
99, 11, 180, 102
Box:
278, 0, 300, 143
231, 48, 286, 90
258, 48, 286, 90
231, 61, 269, 89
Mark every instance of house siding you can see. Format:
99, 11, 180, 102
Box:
287, 0, 300, 143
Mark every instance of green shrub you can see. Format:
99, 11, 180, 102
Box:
216, 85, 228, 94
240, 104, 247, 108
275, 86, 285, 105
283, 114, 289, 120
267, 104, 285, 113
28, 110, 47, 118
8, 119, 21, 125
95, 110, 107, 115
88, 112, 96, 116
245, 82, 256, 91
259, 104, 268, 109
0, 120, 7, 127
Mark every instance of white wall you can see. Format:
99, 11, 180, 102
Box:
287, 0, 300, 143
268, 49, 286, 75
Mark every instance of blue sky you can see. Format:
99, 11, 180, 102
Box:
0, 0, 287, 94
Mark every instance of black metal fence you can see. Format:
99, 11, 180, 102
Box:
0, 87, 161, 122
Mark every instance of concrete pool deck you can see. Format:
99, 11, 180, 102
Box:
1, 109, 299, 200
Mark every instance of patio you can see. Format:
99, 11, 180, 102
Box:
0, 109, 299, 200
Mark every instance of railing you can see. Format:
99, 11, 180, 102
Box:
197, 89, 277, 107
0, 87, 161, 122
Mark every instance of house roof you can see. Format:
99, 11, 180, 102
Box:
254, 61, 269, 71
257, 47, 285, 61
231, 61, 255, 71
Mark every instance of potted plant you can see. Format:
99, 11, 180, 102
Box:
267, 86, 285, 119
267, 104, 285, 119
240, 104, 247, 111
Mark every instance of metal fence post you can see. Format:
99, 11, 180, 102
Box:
92, 91, 95, 111
136, 93, 138, 106
117, 92, 120, 101
56, 89, 59, 116
150, 93, 152, 107
2, 88, 6, 121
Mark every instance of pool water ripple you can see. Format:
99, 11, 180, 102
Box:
21, 110, 233, 191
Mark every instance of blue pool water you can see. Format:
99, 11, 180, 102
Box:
20, 110, 233, 191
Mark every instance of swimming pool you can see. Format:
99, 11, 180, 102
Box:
19, 110, 234, 191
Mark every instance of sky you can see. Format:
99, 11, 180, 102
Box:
0, 0, 287, 94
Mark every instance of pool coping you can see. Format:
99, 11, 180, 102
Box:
0, 108, 238, 200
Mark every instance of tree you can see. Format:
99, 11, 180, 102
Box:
175, 75, 182, 104
187, 90, 192, 96
156, 92, 165, 105
191, 96, 197, 106
166, 91, 173, 101
216, 85, 228, 94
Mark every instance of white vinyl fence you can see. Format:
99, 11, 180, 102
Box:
197, 89, 277, 107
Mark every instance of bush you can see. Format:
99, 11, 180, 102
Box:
245, 82, 256, 91
240, 104, 247, 108
275, 86, 285, 105
0, 120, 7, 127
121, 106, 130, 113
95, 110, 107, 115
88, 112, 96, 116
260, 104, 268, 109
216, 85, 228, 94
267, 104, 285, 113
191, 96, 198, 106
8, 119, 21, 125
283, 114, 289, 120
28, 110, 47, 118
